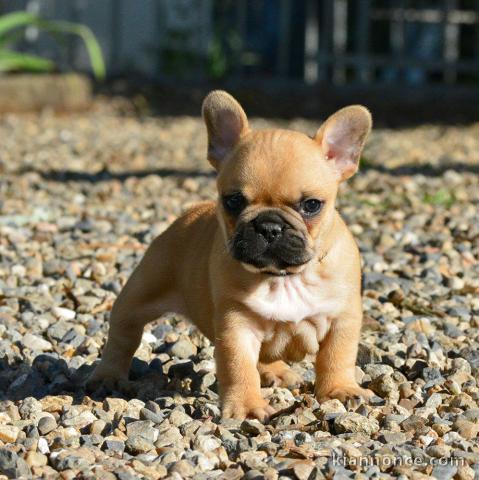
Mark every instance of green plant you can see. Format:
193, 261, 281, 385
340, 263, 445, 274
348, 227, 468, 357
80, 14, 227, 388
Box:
0, 11, 105, 79
423, 189, 456, 207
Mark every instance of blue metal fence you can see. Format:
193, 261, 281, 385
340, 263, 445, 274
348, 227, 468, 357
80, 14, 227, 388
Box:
2, 0, 479, 87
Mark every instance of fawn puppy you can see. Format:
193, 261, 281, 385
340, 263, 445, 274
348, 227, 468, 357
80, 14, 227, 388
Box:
89, 91, 373, 420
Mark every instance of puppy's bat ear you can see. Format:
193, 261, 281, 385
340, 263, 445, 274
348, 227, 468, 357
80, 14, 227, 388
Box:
314, 105, 372, 181
202, 90, 249, 170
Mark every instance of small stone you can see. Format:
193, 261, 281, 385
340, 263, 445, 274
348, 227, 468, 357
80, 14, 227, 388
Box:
0, 413, 11, 425
18, 398, 42, 419
40, 395, 73, 413
89, 419, 107, 435
463, 409, 479, 422
431, 464, 457, 480
126, 420, 159, 443
258, 442, 278, 456
448, 276, 465, 290
380, 431, 407, 444
25, 451, 47, 468
426, 445, 451, 458
139, 407, 163, 424
52, 307, 76, 320
398, 398, 420, 411
62, 410, 96, 429
193, 435, 221, 452
169, 459, 196, 477
238, 450, 267, 469
168, 408, 192, 427
103, 398, 128, 414
401, 415, 427, 432
405, 317, 435, 334
334, 413, 379, 435
450, 393, 476, 409
292, 461, 315, 480
369, 374, 399, 402
0, 425, 20, 443
241, 419, 265, 436
102, 437, 125, 455
37, 416, 57, 435
80, 434, 102, 447
155, 426, 182, 448
363, 363, 394, 380
47, 321, 70, 341
131, 460, 166, 480
242, 469, 264, 480
152, 323, 173, 340
432, 422, 451, 436
22, 333, 52, 351
456, 464, 476, 480
37, 437, 49, 454
115, 469, 138, 480
316, 399, 346, 417
169, 337, 197, 359
125, 435, 155, 454
445, 379, 462, 395
0, 448, 31, 478
357, 341, 383, 364
182, 178, 199, 193
55, 455, 90, 472
425, 392, 443, 409
199, 372, 216, 391
454, 419, 479, 440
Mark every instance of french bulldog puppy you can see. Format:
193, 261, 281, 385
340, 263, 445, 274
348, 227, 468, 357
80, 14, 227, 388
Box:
88, 90, 373, 420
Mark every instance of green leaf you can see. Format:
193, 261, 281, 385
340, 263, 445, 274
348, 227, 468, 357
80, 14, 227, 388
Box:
35, 19, 106, 80
0, 11, 38, 39
423, 189, 455, 207
0, 11, 106, 80
0, 51, 54, 72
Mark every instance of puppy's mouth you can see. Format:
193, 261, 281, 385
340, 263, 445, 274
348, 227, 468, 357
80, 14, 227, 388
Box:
229, 211, 313, 275
241, 262, 308, 277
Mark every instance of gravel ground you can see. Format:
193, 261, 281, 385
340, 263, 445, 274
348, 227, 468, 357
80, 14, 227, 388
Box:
0, 98, 478, 479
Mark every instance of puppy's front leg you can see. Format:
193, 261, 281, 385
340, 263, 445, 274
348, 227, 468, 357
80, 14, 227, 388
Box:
215, 310, 274, 421
315, 311, 373, 402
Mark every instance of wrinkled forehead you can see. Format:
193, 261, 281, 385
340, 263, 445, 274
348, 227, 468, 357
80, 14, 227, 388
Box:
217, 129, 338, 202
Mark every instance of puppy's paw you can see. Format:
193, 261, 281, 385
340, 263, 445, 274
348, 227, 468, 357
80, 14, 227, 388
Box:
259, 361, 302, 388
222, 396, 275, 422
316, 383, 374, 403
85, 364, 129, 393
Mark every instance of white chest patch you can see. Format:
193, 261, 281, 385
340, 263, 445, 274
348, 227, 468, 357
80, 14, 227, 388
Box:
244, 273, 344, 323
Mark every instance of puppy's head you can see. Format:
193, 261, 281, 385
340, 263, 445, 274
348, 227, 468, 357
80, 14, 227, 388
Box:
202, 90, 371, 276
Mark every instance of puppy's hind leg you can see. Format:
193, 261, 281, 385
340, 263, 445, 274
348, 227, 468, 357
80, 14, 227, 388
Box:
87, 237, 178, 389
88, 301, 164, 388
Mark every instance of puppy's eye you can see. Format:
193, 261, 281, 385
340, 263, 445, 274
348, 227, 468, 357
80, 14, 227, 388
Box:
222, 192, 247, 214
300, 198, 323, 217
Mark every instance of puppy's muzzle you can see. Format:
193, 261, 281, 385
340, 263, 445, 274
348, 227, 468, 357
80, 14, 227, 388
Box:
231, 211, 313, 271
253, 216, 284, 244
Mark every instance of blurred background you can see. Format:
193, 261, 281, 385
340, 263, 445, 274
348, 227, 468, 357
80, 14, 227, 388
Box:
1, 0, 479, 124
0, 6, 478, 475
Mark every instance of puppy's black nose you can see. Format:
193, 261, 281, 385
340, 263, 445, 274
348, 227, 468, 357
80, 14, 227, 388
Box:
255, 221, 283, 243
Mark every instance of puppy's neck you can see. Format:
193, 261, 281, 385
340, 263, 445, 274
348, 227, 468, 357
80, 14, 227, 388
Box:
244, 262, 341, 323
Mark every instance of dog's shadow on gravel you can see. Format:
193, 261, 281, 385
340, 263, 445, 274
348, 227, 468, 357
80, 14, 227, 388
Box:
16, 161, 479, 185
362, 162, 479, 177
21, 166, 216, 183
0, 354, 216, 408
0, 354, 90, 404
